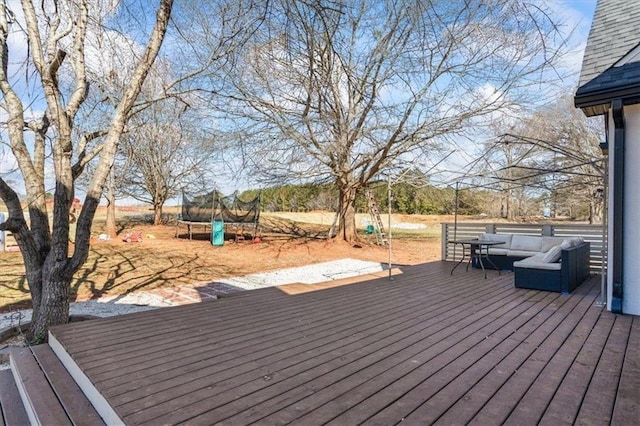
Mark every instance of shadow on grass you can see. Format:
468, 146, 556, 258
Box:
1, 212, 374, 311
173, 215, 331, 243
70, 247, 219, 302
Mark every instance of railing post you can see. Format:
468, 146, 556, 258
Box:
542, 224, 553, 236
441, 223, 448, 260
485, 224, 496, 234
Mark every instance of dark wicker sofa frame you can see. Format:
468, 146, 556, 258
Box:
472, 241, 591, 293
472, 253, 525, 271
514, 242, 591, 293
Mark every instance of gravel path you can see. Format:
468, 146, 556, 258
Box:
216, 258, 386, 290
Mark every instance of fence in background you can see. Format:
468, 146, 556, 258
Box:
441, 222, 606, 273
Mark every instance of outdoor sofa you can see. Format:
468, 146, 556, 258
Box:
475, 233, 590, 293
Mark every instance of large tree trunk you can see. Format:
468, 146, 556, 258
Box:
153, 204, 163, 225
28, 275, 71, 343
336, 185, 359, 243
10, 0, 173, 344
105, 169, 117, 238
105, 190, 117, 238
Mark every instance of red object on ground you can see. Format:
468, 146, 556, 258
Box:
122, 232, 143, 243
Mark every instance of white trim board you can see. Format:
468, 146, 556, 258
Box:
48, 332, 124, 426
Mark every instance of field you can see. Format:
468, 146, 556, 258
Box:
0, 210, 452, 313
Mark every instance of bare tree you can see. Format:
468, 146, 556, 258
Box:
73, 0, 267, 230
472, 94, 604, 222
223, 0, 569, 242
503, 96, 605, 222
119, 99, 216, 225
0, 0, 173, 342
476, 135, 548, 220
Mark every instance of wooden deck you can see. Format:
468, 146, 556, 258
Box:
49, 261, 640, 425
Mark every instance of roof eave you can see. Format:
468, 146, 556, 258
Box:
574, 84, 640, 117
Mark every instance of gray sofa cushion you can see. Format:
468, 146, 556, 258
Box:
541, 236, 566, 252
541, 245, 562, 263
560, 239, 573, 249
507, 249, 540, 257
523, 253, 545, 262
513, 258, 562, 271
479, 233, 513, 248
487, 248, 509, 255
561, 237, 586, 249
510, 235, 543, 252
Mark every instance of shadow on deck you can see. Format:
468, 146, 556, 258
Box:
8, 261, 640, 424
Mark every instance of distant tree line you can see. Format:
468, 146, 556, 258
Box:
240, 182, 487, 216
240, 177, 599, 221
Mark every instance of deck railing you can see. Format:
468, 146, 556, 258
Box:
441, 222, 606, 273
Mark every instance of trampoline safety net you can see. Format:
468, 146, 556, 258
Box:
181, 191, 260, 224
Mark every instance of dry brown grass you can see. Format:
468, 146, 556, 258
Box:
1, 210, 443, 312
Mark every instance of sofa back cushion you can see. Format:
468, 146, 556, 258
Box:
541, 245, 562, 263
541, 236, 566, 253
511, 235, 543, 252
560, 237, 586, 249
560, 239, 573, 249
479, 233, 513, 249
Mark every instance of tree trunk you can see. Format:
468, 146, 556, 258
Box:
0, 0, 174, 344
105, 169, 117, 238
27, 275, 71, 343
336, 185, 359, 243
27, 267, 43, 326
105, 190, 117, 238
153, 204, 163, 225
588, 198, 603, 225
505, 193, 513, 220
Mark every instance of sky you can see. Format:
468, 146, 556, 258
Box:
422, 0, 600, 189
212, 0, 603, 197
563, 0, 597, 17
1, 0, 602, 205
551, 0, 598, 82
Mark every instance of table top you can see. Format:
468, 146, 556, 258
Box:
449, 239, 505, 246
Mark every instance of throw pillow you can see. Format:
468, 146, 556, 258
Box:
560, 239, 573, 250
541, 245, 562, 263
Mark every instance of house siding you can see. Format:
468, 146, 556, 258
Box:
608, 103, 640, 315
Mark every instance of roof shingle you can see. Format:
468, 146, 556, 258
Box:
575, 0, 640, 115
578, 0, 640, 87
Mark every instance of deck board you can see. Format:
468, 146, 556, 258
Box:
373, 279, 599, 426
575, 314, 634, 424
338, 291, 561, 426
611, 316, 640, 425
120, 270, 512, 423
48, 261, 640, 425
95, 272, 487, 388
465, 281, 599, 425
286, 291, 556, 426
160, 277, 519, 423
177, 284, 531, 425
0, 369, 30, 426
540, 310, 614, 424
